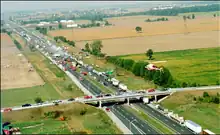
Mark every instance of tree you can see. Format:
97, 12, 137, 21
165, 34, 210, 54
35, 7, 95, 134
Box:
203, 92, 209, 98
213, 14, 216, 17
183, 15, 187, 22
135, 26, 142, 33
146, 49, 154, 60
90, 40, 103, 56
85, 43, 90, 52
54, 36, 59, 42
49, 26, 53, 30
58, 23, 62, 29
182, 82, 188, 88
35, 97, 43, 103
192, 14, 195, 19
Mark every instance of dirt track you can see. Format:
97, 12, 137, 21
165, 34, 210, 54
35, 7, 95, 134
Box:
1, 33, 44, 90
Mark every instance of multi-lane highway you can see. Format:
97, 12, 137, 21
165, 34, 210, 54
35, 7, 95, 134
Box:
6, 21, 161, 134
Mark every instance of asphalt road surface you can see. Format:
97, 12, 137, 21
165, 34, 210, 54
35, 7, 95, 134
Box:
136, 103, 193, 134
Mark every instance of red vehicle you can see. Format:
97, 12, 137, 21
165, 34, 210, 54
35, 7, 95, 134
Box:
105, 108, 111, 112
96, 95, 103, 98
64, 68, 67, 71
81, 72, 88, 76
70, 65, 76, 71
84, 95, 92, 99
79, 77, 83, 81
3, 108, 12, 112
148, 88, 155, 93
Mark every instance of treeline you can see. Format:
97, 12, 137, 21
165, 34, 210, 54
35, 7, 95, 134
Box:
79, 20, 111, 28
54, 36, 75, 47
194, 92, 219, 104
106, 56, 173, 87
84, 40, 106, 57
145, 17, 169, 22
36, 27, 47, 35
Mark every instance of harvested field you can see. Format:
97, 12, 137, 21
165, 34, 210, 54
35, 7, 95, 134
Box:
49, 16, 219, 41
76, 31, 219, 56
161, 89, 220, 133
1, 33, 44, 90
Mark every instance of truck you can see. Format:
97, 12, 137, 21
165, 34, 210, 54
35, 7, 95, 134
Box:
169, 113, 185, 125
155, 105, 164, 111
111, 78, 120, 86
201, 129, 215, 135
185, 120, 202, 134
148, 88, 155, 93
119, 83, 128, 90
143, 97, 149, 104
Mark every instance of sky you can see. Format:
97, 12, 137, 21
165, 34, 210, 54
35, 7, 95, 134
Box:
1, 1, 175, 13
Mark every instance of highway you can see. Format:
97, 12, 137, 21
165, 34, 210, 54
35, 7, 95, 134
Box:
135, 103, 193, 134
6, 21, 160, 134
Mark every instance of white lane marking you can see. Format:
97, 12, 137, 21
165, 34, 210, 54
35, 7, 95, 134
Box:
148, 129, 150, 132
157, 115, 160, 117
181, 129, 184, 132
165, 119, 168, 121
172, 124, 176, 127
141, 124, 144, 127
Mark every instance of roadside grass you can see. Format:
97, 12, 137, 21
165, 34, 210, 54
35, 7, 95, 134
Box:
161, 89, 220, 133
2, 103, 122, 134
120, 47, 220, 86
123, 105, 175, 134
1, 84, 60, 107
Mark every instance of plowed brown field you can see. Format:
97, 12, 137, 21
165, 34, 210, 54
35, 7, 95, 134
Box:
49, 16, 220, 41
1, 33, 44, 90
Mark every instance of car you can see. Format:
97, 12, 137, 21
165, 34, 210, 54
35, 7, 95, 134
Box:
3, 108, 12, 112
104, 94, 111, 97
37, 102, 43, 105
96, 95, 103, 98
105, 108, 111, 112
22, 104, 31, 107
84, 95, 92, 99
68, 98, 75, 101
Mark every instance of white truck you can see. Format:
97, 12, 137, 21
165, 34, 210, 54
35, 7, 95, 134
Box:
111, 78, 120, 86
143, 97, 149, 104
118, 83, 127, 90
185, 120, 202, 134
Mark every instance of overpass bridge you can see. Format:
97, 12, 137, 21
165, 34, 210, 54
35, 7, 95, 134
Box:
77, 91, 172, 108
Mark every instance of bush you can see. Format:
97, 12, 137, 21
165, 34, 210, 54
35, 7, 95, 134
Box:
34, 97, 43, 103
80, 108, 87, 115
182, 82, 188, 88
44, 111, 61, 119
67, 84, 73, 91
203, 92, 209, 98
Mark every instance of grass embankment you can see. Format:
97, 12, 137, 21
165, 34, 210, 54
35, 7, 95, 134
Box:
2, 103, 122, 134
2, 34, 84, 107
161, 89, 220, 133
120, 47, 220, 86
123, 105, 175, 134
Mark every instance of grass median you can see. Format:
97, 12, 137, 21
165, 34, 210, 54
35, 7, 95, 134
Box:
124, 105, 176, 134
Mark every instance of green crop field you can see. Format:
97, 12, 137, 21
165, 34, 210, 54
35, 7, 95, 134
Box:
2, 103, 122, 134
120, 47, 220, 86
161, 90, 220, 133
1, 84, 60, 107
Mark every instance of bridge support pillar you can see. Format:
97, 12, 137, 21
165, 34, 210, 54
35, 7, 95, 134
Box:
127, 98, 130, 105
99, 100, 102, 108
154, 95, 157, 102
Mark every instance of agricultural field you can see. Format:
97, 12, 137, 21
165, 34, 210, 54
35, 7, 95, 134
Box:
161, 89, 220, 133
120, 47, 220, 86
2, 103, 122, 134
76, 31, 219, 56
1, 34, 84, 107
49, 15, 219, 41
1, 33, 44, 90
